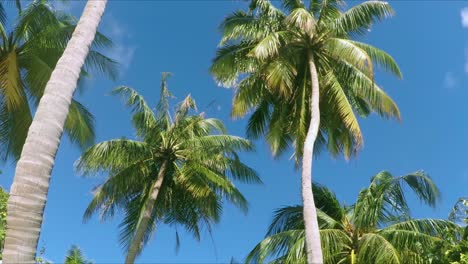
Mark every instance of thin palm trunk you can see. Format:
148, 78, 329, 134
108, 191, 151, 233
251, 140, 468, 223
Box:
125, 161, 168, 264
3, 1, 107, 262
302, 51, 323, 264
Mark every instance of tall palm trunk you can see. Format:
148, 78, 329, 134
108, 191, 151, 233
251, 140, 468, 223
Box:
302, 51, 323, 264
125, 161, 168, 264
3, 1, 107, 262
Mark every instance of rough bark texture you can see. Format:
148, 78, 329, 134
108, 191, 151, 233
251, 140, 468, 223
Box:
3, 1, 107, 262
302, 51, 324, 264
125, 161, 167, 264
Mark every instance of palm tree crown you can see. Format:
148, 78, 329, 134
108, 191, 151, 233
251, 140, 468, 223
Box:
211, 0, 402, 161
247, 171, 459, 264
0, 1, 117, 160
212, 1, 403, 261
64, 246, 93, 264
76, 73, 261, 263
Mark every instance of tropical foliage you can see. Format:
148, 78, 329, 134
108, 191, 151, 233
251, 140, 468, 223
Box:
0, 0, 117, 160
247, 171, 460, 264
76, 74, 260, 263
211, 0, 401, 161
423, 198, 468, 264
64, 245, 93, 264
3, 1, 111, 261
0, 0, 464, 263
211, 0, 402, 261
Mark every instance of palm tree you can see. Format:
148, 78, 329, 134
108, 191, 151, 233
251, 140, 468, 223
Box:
211, 1, 402, 262
247, 171, 459, 264
76, 74, 261, 264
0, 1, 117, 160
436, 198, 468, 263
64, 245, 93, 264
3, 1, 108, 262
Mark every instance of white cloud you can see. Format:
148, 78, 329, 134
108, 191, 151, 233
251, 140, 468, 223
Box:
444, 72, 457, 89
461, 8, 468, 28
101, 13, 136, 73
464, 48, 468, 74
53, 1, 84, 14
109, 45, 136, 69
105, 14, 129, 40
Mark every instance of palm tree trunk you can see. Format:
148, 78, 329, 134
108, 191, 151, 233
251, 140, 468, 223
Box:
3, 1, 107, 263
125, 161, 168, 264
302, 51, 323, 264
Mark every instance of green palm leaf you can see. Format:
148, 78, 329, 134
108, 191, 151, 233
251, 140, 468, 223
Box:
79, 76, 258, 261
76, 139, 151, 175
112, 86, 158, 138
358, 233, 400, 264
65, 100, 95, 149
333, 1, 394, 35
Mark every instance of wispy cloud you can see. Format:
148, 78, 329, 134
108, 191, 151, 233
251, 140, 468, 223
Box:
53, 1, 84, 14
110, 45, 136, 70
463, 48, 468, 75
101, 13, 136, 74
444, 72, 457, 89
462, 8, 468, 28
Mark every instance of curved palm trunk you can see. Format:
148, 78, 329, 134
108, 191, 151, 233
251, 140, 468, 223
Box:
125, 161, 168, 264
302, 51, 323, 264
3, 1, 107, 262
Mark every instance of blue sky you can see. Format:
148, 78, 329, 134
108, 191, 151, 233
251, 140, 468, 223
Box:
1, 0, 468, 263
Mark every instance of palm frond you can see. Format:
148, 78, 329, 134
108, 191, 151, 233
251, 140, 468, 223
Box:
0, 50, 26, 111
322, 71, 363, 149
348, 40, 402, 78
313, 183, 344, 222
336, 60, 400, 120
325, 38, 374, 78
285, 7, 315, 34
181, 162, 249, 213
267, 205, 304, 235
357, 233, 400, 264
265, 58, 297, 97
211, 41, 257, 87
249, 0, 285, 18
83, 158, 154, 222
383, 219, 462, 263
282, 0, 304, 12
84, 50, 119, 80
185, 135, 254, 153
333, 1, 394, 35
64, 100, 95, 150
76, 139, 151, 175
249, 31, 286, 60
14, 1, 61, 40
112, 86, 158, 138
233, 73, 269, 118
320, 229, 351, 264
64, 245, 93, 264
0, 98, 31, 160
395, 171, 440, 208
246, 229, 305, 264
